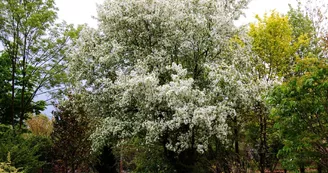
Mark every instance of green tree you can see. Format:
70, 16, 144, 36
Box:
0, 0, 77, 129
287, 3, 321, 61
269, 58, 328, 171
0, 52, 12, 124
0, 51, 46, 125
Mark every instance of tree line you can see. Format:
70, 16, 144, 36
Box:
0, 0, 328, 172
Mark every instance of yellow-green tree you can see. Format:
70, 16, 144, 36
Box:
249, 10, 311, 79
248, 10, 313, 173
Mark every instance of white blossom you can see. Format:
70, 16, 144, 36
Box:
68, 0, 260, 154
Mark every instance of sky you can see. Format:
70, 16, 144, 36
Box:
56, 0, 104, 27
55, 0, 297, 27
236, 0, 297, 26
43, 0, 297, 116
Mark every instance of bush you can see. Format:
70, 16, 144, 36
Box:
0, 125, 52, 173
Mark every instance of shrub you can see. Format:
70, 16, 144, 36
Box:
0, 125, 52, 173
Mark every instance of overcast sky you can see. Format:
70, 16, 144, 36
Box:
237, 0, 297, 26
55, 0, 297, 27
43, 0, 297, 116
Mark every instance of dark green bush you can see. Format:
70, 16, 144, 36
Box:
0, 124, 52, 173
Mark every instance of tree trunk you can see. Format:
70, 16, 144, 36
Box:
11, 50, 16, 128
120, 149, 123, 173
317, 163, 322, 173
259, 114, 264, 173
300, 166, 305, 173
11, 0, 23, 130
11, 31, 19, 129
234, 116, 241, 173
259, 102, 267, 173
65, 160, 68, 173
234, 116, 239, 155
71, 163, 75, 173
19, 33, 27, 129
259, 152, 265, 173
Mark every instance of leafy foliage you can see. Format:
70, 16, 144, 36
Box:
0, 0, 78, 128
0, 52, 46, 125
269, 58, 328, 170
0, 124, 52, 173
249, 10, 311, 79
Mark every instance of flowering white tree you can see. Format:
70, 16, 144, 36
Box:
67, 0, 271, 171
